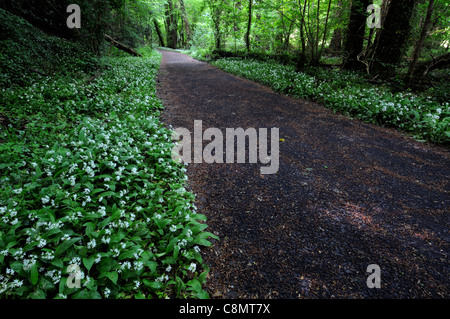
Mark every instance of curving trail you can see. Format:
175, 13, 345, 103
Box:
156, 49, 449, 299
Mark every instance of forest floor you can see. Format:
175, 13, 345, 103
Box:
156, 49, 449, 299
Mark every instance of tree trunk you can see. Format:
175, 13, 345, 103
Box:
104, 34, 142, 57
179, 0, 191, 46
343, 0, 371, 71
245, 0, 253, 52
413, 52, 450, 77
296, 0, 308, 71
371, 0, 417, 74
315, 0, 333, 65
329, 0, 343, 53
407, 0, 435, 82
153, 19, 165, 47
165, 0, 178, 49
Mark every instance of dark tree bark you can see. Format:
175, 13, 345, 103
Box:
296, 0, 308, 71
165, 0, 178, 49
245, 0, 253, 52
371, 0, 417, 74
413, 52, 450, 77
104, 34, 142, 57
343, 0, 371, 71
329, 0, 344, 53
179, 0, 191, 46
153, 19, 165, 47
407, 0, 435, 82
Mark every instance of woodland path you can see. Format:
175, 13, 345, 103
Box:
156, 49, 449, 298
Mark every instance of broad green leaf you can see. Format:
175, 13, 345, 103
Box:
107, 271, 118, 285
83, 256, 95, 271
55, 237, 81, 256
30, 264, 39, 285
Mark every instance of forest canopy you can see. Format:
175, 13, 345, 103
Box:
1, 0, 448, 77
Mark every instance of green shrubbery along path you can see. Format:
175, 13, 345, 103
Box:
0, 22, 217, 298
207, 57, 449, 145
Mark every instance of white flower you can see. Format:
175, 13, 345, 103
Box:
13, 188, 22, 194
87, 239, 96, 249
12, 279, 23, 288
42, 251, 55, 260
69, 176, 76, 186
170, 225, 177, 232
70, 257, 81, 266
177, 239, 187, 248
37, 238, 47, 248
104, 288, 111, 298
98, 206, 106, 217
187, 263, 197, 272
41, 196, 50, 204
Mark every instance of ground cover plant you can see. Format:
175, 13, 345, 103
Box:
209, 57, 449, 145
0, 33, 217, 299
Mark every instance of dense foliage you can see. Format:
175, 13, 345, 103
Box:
209, 57, 449, 144
0, 11, 217, 299
0, 0, 448, 300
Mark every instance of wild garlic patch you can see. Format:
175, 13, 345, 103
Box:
0, 49, 217, 299
212, 58, 449, 144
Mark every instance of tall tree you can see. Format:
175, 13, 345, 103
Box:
296, 0, 308, 71
407, 0, 435, 82
371, 0, 417, 74
179, 0, 192, 47
329, 0, 344, 53
343, 0, 371, 70
154, 18, 166, 47
245, 0, 253, 52
165, 0, 178, 49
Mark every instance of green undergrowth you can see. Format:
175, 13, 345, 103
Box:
210, 57, 449, 145
0, 8, 100, 89
0, 11, 217, 299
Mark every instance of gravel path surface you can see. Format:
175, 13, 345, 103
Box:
156, 49, 449, 299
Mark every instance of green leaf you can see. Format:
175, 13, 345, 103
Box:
134, 292, 146, 299
30, 264, 39, 285
23, 241, 39, 252
51, 258, 64, 269
55, 237, 81, 256
100, 191, 116, 198
193, 232, 219, 247
30, 289, 46, 299
83, 256, 95, 271
72, 289, 91, 299
143, 279, 162, 291
107, 271, 118, 285
187, 278, 202, 292
84, 222, 95, 239
196, 290, 210, 299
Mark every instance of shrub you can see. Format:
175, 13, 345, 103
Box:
211, 57, 449, 144
0, 50, 217, 299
